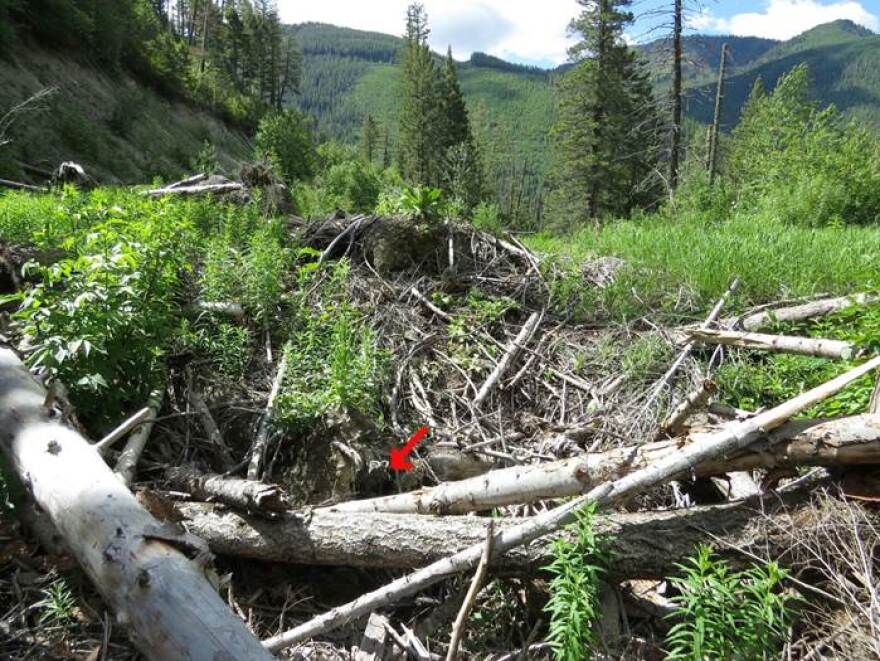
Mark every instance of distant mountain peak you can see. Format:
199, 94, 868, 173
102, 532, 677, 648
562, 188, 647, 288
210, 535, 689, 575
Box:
793, 19, 874, 41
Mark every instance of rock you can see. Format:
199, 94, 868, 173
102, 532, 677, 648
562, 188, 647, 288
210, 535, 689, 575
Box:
364, 216, 446, 275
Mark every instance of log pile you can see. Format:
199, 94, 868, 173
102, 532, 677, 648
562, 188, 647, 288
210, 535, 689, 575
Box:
2, 207, 880, 659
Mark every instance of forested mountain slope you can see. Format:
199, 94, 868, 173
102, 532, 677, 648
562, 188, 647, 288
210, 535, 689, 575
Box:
291, 19, 880, 160
686, 20, 880, 129
0, 45, 251, 184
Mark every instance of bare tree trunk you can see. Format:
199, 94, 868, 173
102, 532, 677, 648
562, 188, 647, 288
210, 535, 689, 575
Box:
670, 0, 683, 192
0, 348, 272, 660
167, 466, 288, 513
178, 493, 807, 579
325, 415, 880, 515
708, 43, 729, 185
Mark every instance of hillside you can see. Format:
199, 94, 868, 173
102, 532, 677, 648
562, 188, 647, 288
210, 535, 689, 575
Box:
291, 22, 556, 174
686, 20, 880, 129
0, 45, 251, 184
291, 19, 880, 167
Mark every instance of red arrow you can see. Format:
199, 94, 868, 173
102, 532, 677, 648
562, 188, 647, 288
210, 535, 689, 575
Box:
390, 426, 430, 472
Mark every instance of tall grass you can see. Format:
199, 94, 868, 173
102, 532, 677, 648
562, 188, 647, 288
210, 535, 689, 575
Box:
526, 212, 880, 320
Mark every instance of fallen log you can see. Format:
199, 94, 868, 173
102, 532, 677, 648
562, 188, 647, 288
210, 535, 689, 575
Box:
178, 493, 805, 579
248, 350, 288, 480
0, 177, 46, 192
167, 466, 288, 513
143, 182, 245, 197
0, 347, 271, 660
188, 300, 246, 319
326, 415, 880, 515
263, 356, 880, 651
687, 328, 858, 360
737, 293, 880, 331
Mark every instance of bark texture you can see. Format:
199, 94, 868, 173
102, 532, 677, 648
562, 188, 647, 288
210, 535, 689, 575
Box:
178, 494, 806, 579
0, 348, 271, 660
327, 415, 880, 515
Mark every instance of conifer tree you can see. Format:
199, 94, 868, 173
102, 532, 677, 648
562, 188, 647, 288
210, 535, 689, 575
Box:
553, 0, 660, 221
398, 3, 442, 185
362, 114, 378, 164
437, 46, 484, 209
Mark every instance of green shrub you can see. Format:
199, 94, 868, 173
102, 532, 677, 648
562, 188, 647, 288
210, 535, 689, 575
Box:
254, 109, 315, 185
544, 504, 610, 661
471, 201, 504, 234
666, 545, 794, 660
376, 185, 447, 220
276, 259, 387, 430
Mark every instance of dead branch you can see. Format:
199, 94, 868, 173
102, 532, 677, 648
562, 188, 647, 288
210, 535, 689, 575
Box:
167, 466, 288, 513
187, 375, 235, 469
143, 183, 245, 197
327, 414, 880, 515
644, 278, 740, 408
659, 380, 717, 436
736, 293, 880, 331
446, 522, 494, 661
248, 350, 288, 480
687, 328, 859, 360
474, 312, 542, 407
262, 357, 880, 651
115, 389, 163, 486
94, 407, 152, 454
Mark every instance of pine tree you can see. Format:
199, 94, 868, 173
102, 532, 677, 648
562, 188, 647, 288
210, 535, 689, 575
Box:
398, 3, 442, 186
439, 47, 470, 149
553, 0, 660, 222
437, 47, 484, 209
362, 114, 378, 164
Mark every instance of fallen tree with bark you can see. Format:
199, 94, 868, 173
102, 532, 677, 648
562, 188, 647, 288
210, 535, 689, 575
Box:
0, 347, 272, 659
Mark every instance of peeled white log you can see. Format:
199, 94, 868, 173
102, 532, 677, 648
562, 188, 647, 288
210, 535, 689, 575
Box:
688, 328, 858, 360
264, 356, 880, 652
326, 414, 880, 515
115, 390, 162, 486
473, 312, 541, 407
143, 183, 245, 197
178, 493, 805, 578
0, 348, 271, 660
248, 351, 289, 480
189, 301, 246, 319
738, 293, 880, 331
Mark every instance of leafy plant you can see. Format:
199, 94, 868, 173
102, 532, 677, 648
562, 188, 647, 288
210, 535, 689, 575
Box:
34, 579, 78, 625
376, 185, 447, 220
254, 109, 315, 185
544, 503, 609, 661
666, 545, 795, 660
276, 258, 387, 430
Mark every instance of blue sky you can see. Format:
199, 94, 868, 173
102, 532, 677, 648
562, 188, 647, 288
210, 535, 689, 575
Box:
278, 1, 880, 68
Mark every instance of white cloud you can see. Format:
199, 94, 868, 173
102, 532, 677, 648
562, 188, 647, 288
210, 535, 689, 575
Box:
690, 1, 879, 40
277, 0, 581, 66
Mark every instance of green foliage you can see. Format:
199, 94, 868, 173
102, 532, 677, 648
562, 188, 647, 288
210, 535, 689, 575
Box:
2, 200, 188, 422
176, 318, 251, 380
551, 0, 661, 223
376, 184, 446, 220
470, 201, 503, 234
723, 64, 880, 226
525, 213, 880, 322
254, 109, 315, 184
276, 258, 387, 430
716, 304, 880, 417
191, 140, 220, 175
201, 224, 291, 322
621, 334, 671, 381
544, 503, 609, 661
666, 545, 794, 660
34, 579, 78, 625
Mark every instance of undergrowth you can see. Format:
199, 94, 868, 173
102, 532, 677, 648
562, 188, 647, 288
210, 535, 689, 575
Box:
666, 545, 795, 660
527, 213, 880, 322
544, 504, 610, 661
